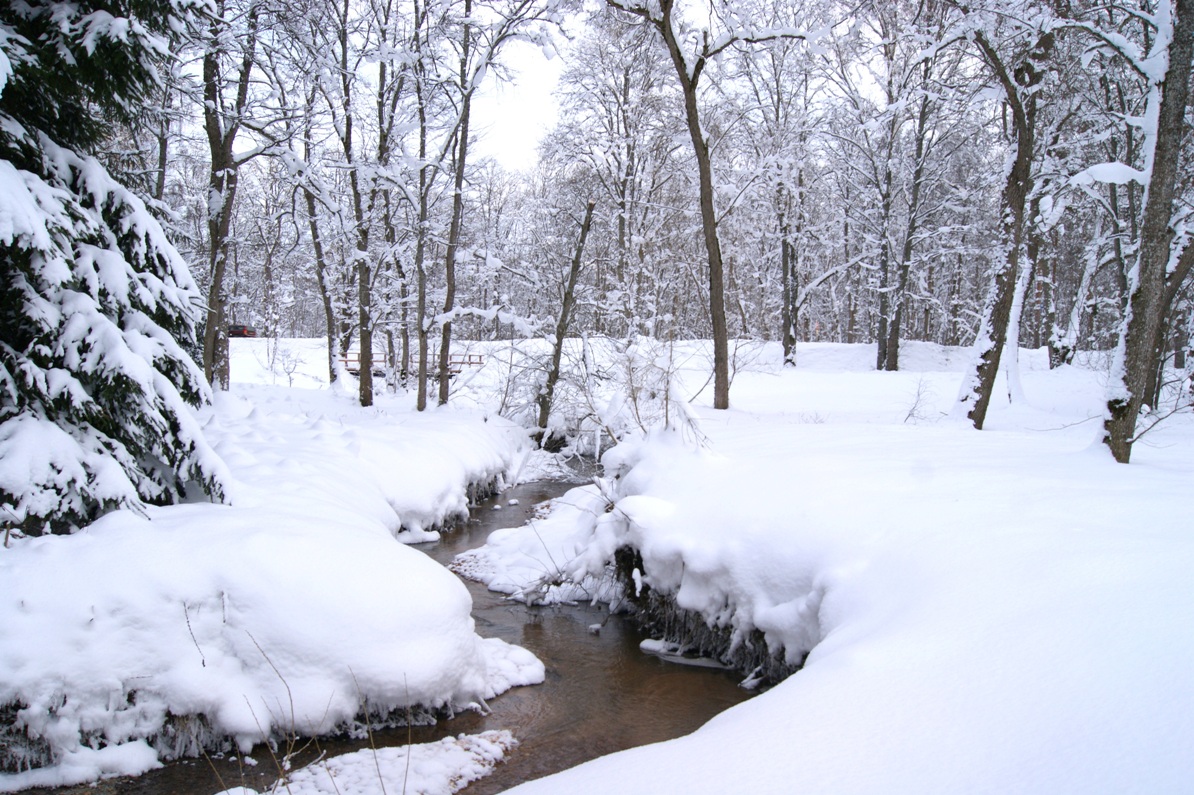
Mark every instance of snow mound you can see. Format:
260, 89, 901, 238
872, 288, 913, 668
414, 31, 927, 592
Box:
0, 382, 539, 788
208, 384, 518, 538
227, 730, 517, 795
478, 354, 1194, 794
452, 486, 622, 606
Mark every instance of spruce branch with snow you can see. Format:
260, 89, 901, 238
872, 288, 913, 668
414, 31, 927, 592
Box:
0, 0, 226, 536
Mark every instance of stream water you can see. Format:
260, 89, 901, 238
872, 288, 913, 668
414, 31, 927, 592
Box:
41, 481, 752, 795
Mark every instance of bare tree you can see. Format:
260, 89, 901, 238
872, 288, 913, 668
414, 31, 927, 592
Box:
536, 201, 597, 445
606, 0, 809, 409
436, 0, 564, 405
1101, 0, 1194, 461
545, 10, 687, 339
437, 0, 476, 405
953, 6, 1055, 429
200, 0, 265, 389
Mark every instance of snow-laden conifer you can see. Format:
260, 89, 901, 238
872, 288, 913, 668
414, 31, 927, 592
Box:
0, 0, 226, 536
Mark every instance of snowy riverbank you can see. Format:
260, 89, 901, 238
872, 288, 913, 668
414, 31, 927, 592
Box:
0, 342, 542, 790
4, 337, 1191, 793
467, 342, 1194, 794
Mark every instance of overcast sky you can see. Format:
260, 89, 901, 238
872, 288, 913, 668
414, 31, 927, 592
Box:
471, 38, 564, 172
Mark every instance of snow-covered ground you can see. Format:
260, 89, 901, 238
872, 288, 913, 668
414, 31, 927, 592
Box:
464, 341, 1194, 794
4, 336, 1192, 793
222, 730, 518, 795
0, 339, 543, 791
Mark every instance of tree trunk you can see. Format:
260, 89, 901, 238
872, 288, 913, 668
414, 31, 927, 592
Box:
328, 0, 375, 407
654, 3, 730, 409
1004, 254, 1036, 404
201, 1, 259, 391
201, 160, 236, 390
781, 232, 796, 366
887, 83, 932, 371
1174, 302, 1190, 370
874, 94, 898, 371
438, 0, 472, 406
779, 164, 804, 367
537, 201, 596, 445
355, 246, 373, 407
1050, 228, 1100, 368
1104, 0, 1194, 462
306, 188, 337, 385
956, 31, 1049, 429
413, 0, 431, 411
616, 66, 635, 337
1143, 238, 1194, 406
1035, 229, 1059, 369
153, 79, 173, 203
300, 88, 337, 385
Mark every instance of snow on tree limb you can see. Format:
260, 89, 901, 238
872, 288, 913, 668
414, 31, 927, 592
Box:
2, 0, 229, 534
1, 128, 229, 534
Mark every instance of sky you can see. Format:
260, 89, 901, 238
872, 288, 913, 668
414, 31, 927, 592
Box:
471, 38, 564, 172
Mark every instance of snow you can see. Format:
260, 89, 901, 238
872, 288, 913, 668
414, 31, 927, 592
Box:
0, 742, 160, 791
0, 37, 11, 98
5, 336, 1192, 793
1, 128, 225, 531
0, 339, 542, 790
217, 730, 516, 795
0, 412, 137, 527
0, 160, 58, 251
1071, 161, 1147, 186
465, 342, 1194, 795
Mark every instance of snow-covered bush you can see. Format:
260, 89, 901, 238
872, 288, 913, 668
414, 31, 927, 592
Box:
0, 0, 226, 537
460, 336, 706, 455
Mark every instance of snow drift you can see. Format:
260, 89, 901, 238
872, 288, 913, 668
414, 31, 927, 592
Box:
468, 345, 1194, 794
0, 345, 543, 790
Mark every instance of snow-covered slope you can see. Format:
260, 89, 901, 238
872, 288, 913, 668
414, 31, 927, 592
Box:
473, 345, 1194, 794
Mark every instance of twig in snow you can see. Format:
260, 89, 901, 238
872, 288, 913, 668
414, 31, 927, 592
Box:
903, 376, 937, 424
350, 669, 387, 795
183, 603, 205, 668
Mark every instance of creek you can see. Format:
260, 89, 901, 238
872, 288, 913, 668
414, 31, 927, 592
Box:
42, 480, 751, 795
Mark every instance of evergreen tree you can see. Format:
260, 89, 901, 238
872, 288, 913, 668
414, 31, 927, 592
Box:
1, 0, 226, 537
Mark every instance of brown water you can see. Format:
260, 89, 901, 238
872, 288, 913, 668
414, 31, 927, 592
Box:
39, 481, 751, 795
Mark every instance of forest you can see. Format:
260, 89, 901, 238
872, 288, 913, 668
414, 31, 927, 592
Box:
2, 1, 1193, 790
164, 0, 1193, 429
4, 0, 1193, 533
